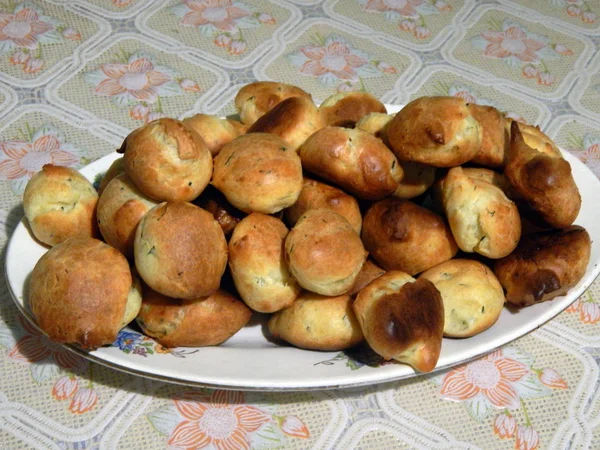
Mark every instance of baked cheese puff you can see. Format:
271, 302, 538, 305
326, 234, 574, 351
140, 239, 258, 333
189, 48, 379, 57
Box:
355, 112, 393, 139
229, 213, 301, 313
319, 92, 387, 128
193, 184, 245, 237
285, 209, 367, 296
460, 167, 520, 200
182, 114, 246, 156
24, 164, 98, 247
136, 288, 251, 347
97, 157, 125, 195
361, 198, 457, 275
468, 104, 509, 168
299, 127, 403, 200
348, 259, 386, 297
505, 121, 581, 229
234, 81, 312, 126
247, 96, 324, 152
419, 259, 505, 338
438, 167, 521, 259
392, 161, 436, 199
514, 121, 562, 158
97, 173, 158, 259
386, 96, 482, 167
353, 271, 444, 373
268, 291, 364, 351
134, 202, 227, 299
284, 178, 362, 234
118, 118, 212, 202
494, 226, 590, 307
29, 237, 142, 349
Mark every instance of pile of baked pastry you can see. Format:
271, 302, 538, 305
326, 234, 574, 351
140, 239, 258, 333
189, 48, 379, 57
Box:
23, 82, 591, 373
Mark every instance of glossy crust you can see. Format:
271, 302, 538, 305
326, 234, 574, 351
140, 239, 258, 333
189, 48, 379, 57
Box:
285, 209, 367, 296
229, 213, 301, 313
134, 202, 228, 299
469, 104, 509, 168
212, 133, 303, 214
182, 114, 246, 156
136, 288, 252, 347
119, 118, 212, 202
247, 96, 324, 152
386, 96, 482, 167
494, 226, 591, 307
284, 177, 362, 234
319, 92, 387, 127
355, 112, 393, 139
419, 259, 505, 338
29, 237, 138, 349
361, 198, 458, 275
97, 157, 125, 195
193, 184, 245, 236
24, 164, 99, 247
299, 126, 403, 200
505, 121, 581, 229
97, 173, 158, 258
353, 271, 444, 372
438, 166, 521, 259
392, 161, 436, 199
268, 291, 364, 351
234, 81, 312, 126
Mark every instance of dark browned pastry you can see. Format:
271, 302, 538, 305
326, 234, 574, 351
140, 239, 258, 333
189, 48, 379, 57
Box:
194, 184, 245, 236
319, 92, 387, 127
348, 259, 386, 297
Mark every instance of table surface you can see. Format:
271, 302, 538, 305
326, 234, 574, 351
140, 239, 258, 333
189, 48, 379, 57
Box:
1, 1, 600, 449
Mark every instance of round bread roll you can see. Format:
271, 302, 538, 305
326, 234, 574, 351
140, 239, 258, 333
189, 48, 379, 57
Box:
468, 104, 509, 168
229, 213, 301, 313
24, 164, 98, 247
118, 118, 212, 202
268, 291, 364, 351
299, 126, 403, 200
97, 157, 125, 195
97, 173, 158, 258
393, 161, 436, 199
134, 202, 227, 299
285, 209, 367, 296
247, 96, 324, 152
234, 81, 312, 126
29, 237, 141, 349
438, 166, 521, 259
136, 288, 252, 347
361, 198, 458, 275
183, 114, 246, 156
505, 121, 580, 229
212, 133, 303, 214
386, 96, 482, 167
193, 184, 245, 236
419, 259, 505, 338
319, 92, 387, 127
284, 178, 362, 234
494, 226, 591, 307
356, 112, 393, 139
348, 259, 386, 297
353, 271, 444, 372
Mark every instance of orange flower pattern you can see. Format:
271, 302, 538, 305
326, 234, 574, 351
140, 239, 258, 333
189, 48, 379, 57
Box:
147, 390, 311, 448
551, 0, 597, 24
471, 19, 572, 86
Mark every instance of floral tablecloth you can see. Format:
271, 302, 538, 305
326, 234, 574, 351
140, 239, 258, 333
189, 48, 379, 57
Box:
1, 1, 600, 449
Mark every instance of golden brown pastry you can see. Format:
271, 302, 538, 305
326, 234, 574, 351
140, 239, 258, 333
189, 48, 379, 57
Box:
134, 202, 227, 299
494, 226, 591, 307
246, 96, 324, 152
29, 237, 141, 349
234, 81, 312, 126
353, 271, 444, 372
284, 177, 362, 234
268, 291, 364, 351
392, 161, 437, 199
118, 118, 212, 202
299, 126, 403, 200
348, 259, 386, 297
461, 167, 519, 200
355, 112, 393, 139
515, 121, 562, 158
23, 164, 98, 247
419, 259, 505, 337
136, 288, 252, 347
228, 213, 301, 313
97, 157, 125, 195
438, 166, 521, 259
193, 184, 245, 236
361, 198, 457, 275
97, 173, 158, 258
212, 133, 303, 214
505, 121, 581, 229
386, 96, 482, 167
285, 209, 367, 296
182, 114, 246, 156
319, 92, 387, 127
469, 104, 509, 168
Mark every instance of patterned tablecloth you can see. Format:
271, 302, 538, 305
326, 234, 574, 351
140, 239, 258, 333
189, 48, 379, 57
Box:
1, 1, 600, 449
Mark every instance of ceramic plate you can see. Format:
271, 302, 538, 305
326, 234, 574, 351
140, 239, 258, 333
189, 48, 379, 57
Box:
6, 111, 600, 391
